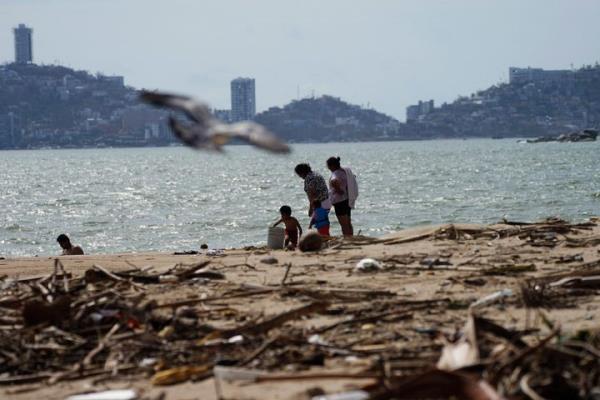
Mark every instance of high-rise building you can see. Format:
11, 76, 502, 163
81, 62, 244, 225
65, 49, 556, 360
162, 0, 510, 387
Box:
406, 100, 434, 122
509, 67, 572, 84
230, 78, 256, 122
14, 24, 33, 64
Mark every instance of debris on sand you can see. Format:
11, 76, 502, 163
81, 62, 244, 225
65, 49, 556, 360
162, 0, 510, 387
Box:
65, 389, 139, 400
1, 217, 599, 399
354, 258, 383, 273
259, 256, 278, 265
299, 231, 323, 252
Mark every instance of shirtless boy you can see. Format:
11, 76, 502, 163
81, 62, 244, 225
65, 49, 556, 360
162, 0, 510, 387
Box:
272, 205, 302, 250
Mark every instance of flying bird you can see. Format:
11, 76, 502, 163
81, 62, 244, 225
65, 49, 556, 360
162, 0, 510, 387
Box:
139, 90, 290, 153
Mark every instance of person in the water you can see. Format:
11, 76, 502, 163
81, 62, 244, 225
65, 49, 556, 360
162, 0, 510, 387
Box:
57, 234, 84, 255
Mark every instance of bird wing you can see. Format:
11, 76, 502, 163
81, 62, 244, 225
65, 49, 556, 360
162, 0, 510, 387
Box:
169, 117, 223, 152
139, 90, 213, 124
211, 121, 290, 153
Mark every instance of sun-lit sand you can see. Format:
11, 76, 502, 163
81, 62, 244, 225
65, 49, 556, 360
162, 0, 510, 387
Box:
1, 218, 599, 399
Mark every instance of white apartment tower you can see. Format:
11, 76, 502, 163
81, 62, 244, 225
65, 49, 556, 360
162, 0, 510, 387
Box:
14, 24, 33, 64
230, 78, 256, 122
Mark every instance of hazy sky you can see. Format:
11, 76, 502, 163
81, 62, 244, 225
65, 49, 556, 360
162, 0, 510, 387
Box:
2, 0, 599, 120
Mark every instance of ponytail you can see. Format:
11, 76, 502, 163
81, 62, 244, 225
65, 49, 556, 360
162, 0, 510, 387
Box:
326, 156, 341, 169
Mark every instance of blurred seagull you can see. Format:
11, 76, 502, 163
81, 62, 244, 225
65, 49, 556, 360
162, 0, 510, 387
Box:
139, 90, 290, 153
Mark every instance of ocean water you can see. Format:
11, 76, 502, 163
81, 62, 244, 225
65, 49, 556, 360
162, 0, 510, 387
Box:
1, 140, 599, 257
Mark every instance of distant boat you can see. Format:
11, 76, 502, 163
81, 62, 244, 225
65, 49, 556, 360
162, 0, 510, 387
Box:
491, 135, 503, 139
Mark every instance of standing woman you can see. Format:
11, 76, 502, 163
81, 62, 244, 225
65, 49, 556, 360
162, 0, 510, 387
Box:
295, 163, 331, 216
327, 156, 353, 236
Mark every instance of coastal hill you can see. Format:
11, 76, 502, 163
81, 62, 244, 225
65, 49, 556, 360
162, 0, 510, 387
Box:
254, 95, 403, 142
1, 62, 599, 148
0, 63, 171, 149
411, 64, 600, 138
256, 64, 600, 140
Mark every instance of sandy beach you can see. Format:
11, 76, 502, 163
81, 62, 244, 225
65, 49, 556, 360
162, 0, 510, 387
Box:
1, 218, 600, 399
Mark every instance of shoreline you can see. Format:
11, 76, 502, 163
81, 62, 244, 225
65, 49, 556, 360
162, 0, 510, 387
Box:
1, 217, 599, 399
4, 215, 600, 260
0, 137, 538, 152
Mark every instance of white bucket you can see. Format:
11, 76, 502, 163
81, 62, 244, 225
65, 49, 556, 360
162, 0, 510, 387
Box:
267, 226, 285, 249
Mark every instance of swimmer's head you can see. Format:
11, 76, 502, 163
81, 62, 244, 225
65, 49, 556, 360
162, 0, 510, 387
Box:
56, 234, 71, 249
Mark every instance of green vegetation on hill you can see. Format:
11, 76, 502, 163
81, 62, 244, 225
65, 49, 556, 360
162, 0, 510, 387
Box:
0, 63, 169, 148
411, 64, 600, 138
255, 95, 403, 142
1, 62, 599, 149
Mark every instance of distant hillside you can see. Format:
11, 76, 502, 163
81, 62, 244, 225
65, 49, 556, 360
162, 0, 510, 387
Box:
410, 64, 600, 138
255, 96, 406, 142
2, 62, 599, 149
0, 64, 133, 129
257, 65, 600, 141
0, 63, 171, 148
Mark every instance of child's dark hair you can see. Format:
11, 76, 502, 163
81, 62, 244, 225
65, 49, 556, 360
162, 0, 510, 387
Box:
312, 199, 321, 208
279, 205, 292, 216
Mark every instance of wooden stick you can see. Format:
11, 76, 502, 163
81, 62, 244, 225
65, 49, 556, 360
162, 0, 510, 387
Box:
281, 263, 292, 286
92, 264, 126, 282
312, 303, 434, 334
210, 301, 329, 339
255, 371, 378, 382
83, 323, 120, 367
239, 336, 279, 366
155, 288, 277, 309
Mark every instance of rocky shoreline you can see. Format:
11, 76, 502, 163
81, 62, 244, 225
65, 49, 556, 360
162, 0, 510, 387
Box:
525, 128, 598, 143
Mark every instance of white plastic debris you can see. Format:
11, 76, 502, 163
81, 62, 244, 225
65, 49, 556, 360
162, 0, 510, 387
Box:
158, 274, 178, 283
1, 278, 17, 290
213, 366, 264, 382
437, 314, 479, 370
312, 390, 370, 400
227, 334, 244, 344
89, 312, 103, 323
89, 309, 119, 323
66, 389, 138, 400
139, 357, 157, 367
470, 288, 513, 309
308, 334, 329, 346
354, 258, 383, 272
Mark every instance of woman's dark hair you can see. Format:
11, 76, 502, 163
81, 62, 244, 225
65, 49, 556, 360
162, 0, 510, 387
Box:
294, 163, 311, 175
326, 156, 341, 169
279, 205, 292, 216
56, 234, 70, 243
312, 199, 321, 208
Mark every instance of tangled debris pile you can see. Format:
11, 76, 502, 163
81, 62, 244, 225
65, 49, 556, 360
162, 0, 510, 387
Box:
0, 217, 599, 399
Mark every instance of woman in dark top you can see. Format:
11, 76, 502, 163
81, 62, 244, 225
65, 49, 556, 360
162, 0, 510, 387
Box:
294, 163, 330, 217
327, 156, 353, 236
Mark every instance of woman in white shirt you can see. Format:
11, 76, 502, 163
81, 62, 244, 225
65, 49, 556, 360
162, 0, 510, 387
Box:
326, 156, 353, 236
